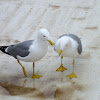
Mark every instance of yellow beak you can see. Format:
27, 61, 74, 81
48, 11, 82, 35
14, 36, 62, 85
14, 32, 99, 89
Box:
59, 49, 63, 56
48, 40, 53, 45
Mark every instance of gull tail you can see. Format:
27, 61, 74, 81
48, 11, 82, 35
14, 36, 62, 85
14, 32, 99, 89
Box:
0, 46, 10, 55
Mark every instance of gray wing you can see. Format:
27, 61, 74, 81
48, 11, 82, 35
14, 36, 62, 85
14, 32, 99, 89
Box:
68, 34, 82, 54
59, 34, 82, 54
7, 40, 34, 59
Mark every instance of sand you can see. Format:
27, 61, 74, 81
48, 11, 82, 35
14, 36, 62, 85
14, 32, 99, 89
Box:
0, 0, 100, 100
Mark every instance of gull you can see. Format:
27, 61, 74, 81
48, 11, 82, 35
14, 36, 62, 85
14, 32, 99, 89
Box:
54, 34, 82, 78
0, 29, 53, 78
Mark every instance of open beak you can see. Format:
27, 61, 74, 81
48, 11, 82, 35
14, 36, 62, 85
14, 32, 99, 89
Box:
59, 49, 63, 56
48, 40, 53, 45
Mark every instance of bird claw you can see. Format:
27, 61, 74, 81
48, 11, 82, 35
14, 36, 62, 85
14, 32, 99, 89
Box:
67, 72, 77, 79
56, 65, 67, 72
32, 74, 42, 79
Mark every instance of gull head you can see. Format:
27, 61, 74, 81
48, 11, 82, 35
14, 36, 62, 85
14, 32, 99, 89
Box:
37, 28, 53, 45
59, 37, 70, 56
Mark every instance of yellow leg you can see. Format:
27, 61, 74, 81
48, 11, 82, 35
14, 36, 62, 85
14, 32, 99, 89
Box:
67, 59, 77, 79
56, 56, 67, 72
32, 62, 42, 79
17, 60, 27, 77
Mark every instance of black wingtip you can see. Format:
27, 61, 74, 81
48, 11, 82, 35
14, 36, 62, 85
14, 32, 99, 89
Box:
0, 46, 10, 55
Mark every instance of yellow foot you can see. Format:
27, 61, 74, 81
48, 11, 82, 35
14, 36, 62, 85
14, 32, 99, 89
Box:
22, 67, 27, 77
24, 73, 27, 77
67, 72, 77, 79
32, 74, 42, 79
56, 65, 67, 72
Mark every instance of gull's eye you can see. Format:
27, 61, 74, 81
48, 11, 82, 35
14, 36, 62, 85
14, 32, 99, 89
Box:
43, 35, 46, 37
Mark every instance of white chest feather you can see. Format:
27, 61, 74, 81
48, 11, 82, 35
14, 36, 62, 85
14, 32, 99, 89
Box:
61, 41, 79, 57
